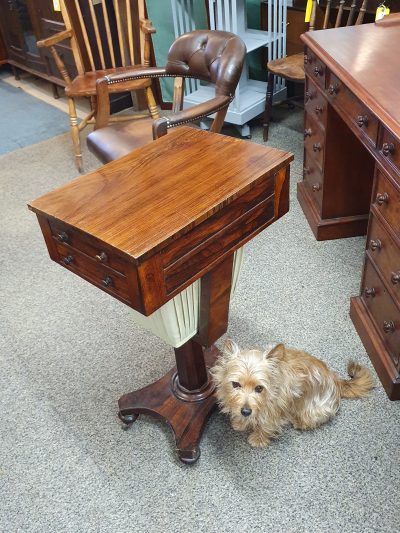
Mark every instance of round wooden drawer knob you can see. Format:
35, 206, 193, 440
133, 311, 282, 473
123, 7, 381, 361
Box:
313, 66, 323, 77
57, 231, 69, 243
391, 272, 400, 285
356, 115, 368, 128
62, 255, 74, 265
313, 143, 322, 152
383, 320, 395, 334
376, 193, 389, 206
312, 183, 321, 192
102, 276, 113, 287
364, 287, 376, 298
382, 142, 395, 157
369, 239, 382, 251
95, 252, 108, 263
304, 128, 312, 138
328, 83, 339, 95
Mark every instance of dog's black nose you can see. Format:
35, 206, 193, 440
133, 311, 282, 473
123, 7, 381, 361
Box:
241, 407, 252, 417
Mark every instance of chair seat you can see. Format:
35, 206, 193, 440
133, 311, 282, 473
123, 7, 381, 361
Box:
65, 65, 152, 97
267, 53, 305, 82
87, 117, 155, 163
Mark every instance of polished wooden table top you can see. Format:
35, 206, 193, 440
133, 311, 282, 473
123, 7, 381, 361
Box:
29, 127, 292, 263
302, 19, 400, 139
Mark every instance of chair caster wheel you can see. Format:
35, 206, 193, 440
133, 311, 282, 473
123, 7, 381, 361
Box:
118, 411, 138, 427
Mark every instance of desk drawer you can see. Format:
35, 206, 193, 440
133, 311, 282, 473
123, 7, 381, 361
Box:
49, 219, 131, 276
304, 113, 324, 170
304, 49, 326, 89
305, 77, 327, 129
379, 128, 400, 176
326, 73, 379, 147
55, 242, 132, 303
303, 148, 323, 207
367, 214, 400, 306
373, 169, 400, 237
362, 259, 400, 368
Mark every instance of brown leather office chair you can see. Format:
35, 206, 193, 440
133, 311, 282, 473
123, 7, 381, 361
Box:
262, 0, 368, 141
87, 30, 246, 164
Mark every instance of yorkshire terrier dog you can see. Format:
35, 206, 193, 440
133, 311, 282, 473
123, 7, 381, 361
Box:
211, 340, 373, 448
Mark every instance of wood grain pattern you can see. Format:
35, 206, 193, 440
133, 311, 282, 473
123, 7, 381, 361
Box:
302, 23, 400, 141
29, 128, 292, 262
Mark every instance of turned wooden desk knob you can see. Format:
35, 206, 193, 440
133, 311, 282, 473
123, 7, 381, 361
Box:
313, 65, 323, 77
376, 192, 389, 206
102, 275, 113, 287
95, 252, 108, 263
305, 91, 313, 102
315, 106, 323, 114
383, 320, 395, 334
312, 183, 321, 192
391, 272, 400, 285
356, 115, 369, 128
364, 287, 376, 298
57, 231, 69, 243
62, 255, 74, 265
328, 83, 339, 95
304, 128, 312, 138
369, 239, 382, 251
382, 142, 395, 156
313, 142, 322, 152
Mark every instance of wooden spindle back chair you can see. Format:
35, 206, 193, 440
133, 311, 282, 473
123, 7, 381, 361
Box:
263, 0, 367, 141
37, 0, 159, 171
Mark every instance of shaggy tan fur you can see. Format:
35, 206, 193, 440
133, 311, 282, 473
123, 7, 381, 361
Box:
211, 340, 374, 448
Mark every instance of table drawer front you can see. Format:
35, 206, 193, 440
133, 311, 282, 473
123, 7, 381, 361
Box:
373, 169, 400, 236
304, 50, 326, 89
305, 77, 327, 128
367, 215, 400, 306
304, 113, 324, 170
164, 195, 275, 295
326, 73, 379, 147
362, 259, 400, 367
55, 242, 131, 303
303, 148, 323, 207
49, 219, 131, 276
379, 128, 400, 175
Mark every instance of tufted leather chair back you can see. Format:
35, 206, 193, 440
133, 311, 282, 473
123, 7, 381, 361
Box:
165, 30, 246, 97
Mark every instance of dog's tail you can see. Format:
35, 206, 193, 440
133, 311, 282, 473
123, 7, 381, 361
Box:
337, 361, 374, 399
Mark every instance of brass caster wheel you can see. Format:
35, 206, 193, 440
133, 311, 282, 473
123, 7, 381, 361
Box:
118, 411, 138, 429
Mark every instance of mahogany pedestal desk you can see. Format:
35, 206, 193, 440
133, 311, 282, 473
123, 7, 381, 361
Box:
298, 19, 400, 399
28, 127, 292, 463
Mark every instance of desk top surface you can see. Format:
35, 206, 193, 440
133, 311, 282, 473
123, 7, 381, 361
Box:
29, 128, 292, 260
302, 19, 400, 139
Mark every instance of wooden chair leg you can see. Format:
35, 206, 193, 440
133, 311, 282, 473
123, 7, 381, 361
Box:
68, 97, 83, 173
263, 72, 275, 142
11, 65, 20, 80
145, 86, 160, 119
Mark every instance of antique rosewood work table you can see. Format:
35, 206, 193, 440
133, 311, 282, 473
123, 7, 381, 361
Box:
298, 18, 400, 399
29, 127, 293, 463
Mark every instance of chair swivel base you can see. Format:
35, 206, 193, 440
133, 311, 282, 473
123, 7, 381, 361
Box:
117, 345, 220, 464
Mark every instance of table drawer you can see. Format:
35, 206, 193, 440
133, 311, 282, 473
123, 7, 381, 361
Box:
326, 72, 379, 147
367, 214, 400, 306
303, 148, 323, 207
305, 77, 327, 129
379, 128, 400, 176
362, 259, 400, 368
372, 168, 400, 236
304, 113, 324, 170
49, 219, 131, 276
55, 242, 132, 304
304, 49, 326, 90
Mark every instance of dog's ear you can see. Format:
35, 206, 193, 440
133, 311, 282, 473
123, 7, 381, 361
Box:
265, 343, 285, 360
223, 338, 240, 358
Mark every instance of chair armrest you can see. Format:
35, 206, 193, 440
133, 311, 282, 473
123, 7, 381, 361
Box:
102, 67, 167, 86
152, 95, 232, 139
37, 29, 73, 48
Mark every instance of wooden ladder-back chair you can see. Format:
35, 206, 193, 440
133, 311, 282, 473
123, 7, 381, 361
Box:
86, 30, 246, 164
37, 0, 159, 171
262, 0, 368, 141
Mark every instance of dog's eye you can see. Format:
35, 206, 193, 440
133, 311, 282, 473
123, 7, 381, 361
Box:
231, 381, 241, 389
254, 385, 264, 393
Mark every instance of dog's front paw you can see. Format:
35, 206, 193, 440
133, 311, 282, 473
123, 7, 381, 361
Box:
248, 431, 271, 448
